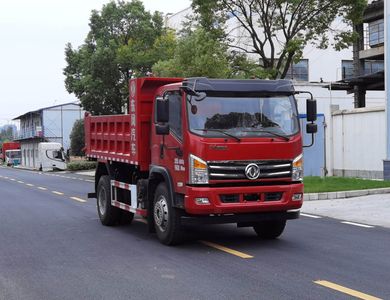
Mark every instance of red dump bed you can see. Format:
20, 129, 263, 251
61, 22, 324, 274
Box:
85, 77, 182, 171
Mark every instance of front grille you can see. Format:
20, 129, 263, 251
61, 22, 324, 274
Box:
208, 160, 292, 181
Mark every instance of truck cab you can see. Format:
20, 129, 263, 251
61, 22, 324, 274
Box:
5, 149, 21, 166
38, 142, 67, 171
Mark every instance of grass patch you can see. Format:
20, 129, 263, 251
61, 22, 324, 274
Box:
304, 176, 390, 193
67, 161, 97, 171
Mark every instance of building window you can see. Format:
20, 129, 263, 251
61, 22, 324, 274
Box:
364, 60, 384, 75
368, 19, 384, 47
341, 60, 354, 79
285, 59, 309, 81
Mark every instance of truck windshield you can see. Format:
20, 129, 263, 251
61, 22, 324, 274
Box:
187, 95, 299, 138
6, 150, 21, 159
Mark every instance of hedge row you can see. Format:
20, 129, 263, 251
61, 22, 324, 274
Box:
67, 161, 97, 171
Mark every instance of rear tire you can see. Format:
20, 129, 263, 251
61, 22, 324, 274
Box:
97, 175, 120, 226
253, 220, 286, 239
153, 183, 182, 245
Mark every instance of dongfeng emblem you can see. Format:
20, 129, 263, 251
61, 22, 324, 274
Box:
245, 163, 260, 180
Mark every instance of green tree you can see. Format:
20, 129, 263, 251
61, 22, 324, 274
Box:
64, 0, 168, 115
0, 126, 14, 144
152, 28, 232, 78
69, 119, 85, 156
192, 0, 367, 79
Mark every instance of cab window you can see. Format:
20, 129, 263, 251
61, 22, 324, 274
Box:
167, 91, 182, 139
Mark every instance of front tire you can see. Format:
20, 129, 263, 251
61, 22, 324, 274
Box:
253, 220, 286, 239
97, 175, 120, 226
153, 183, 182, 245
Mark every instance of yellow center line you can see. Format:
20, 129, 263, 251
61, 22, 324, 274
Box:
37, 187, 47, 190
314, 280, 382, 300
52, 191, 64, 195
199, 240, 253, 259
26, 183, 34, 187
70, 196, 87, 203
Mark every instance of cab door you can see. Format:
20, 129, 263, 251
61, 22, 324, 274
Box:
153, 90, 186, 194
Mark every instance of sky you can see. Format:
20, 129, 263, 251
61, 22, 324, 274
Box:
0, 0, 191, 126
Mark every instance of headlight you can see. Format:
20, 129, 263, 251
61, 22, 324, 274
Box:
292, 154, 303, 182
189, 154, 209, 184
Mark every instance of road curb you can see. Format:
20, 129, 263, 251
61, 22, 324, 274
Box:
304, 187, 390, 201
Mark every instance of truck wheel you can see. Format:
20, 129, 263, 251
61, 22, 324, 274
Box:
97, 175, 120, 226
153, 183, 182, 245
253, 220, 286, 239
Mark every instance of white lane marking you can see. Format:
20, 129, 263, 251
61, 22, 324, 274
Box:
52, 191, 64, 195
85, 180, 94, 183
17, 180, 24, 184
341, 221, 374, 228
70, 196, 87, 203
38, 187, 47, 190
301, 213, 322, 219
26, 183, 34, 187
10, 178, 15, 181
134, 218, 148, 224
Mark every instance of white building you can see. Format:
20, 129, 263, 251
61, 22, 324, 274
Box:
13, 102, 84, 169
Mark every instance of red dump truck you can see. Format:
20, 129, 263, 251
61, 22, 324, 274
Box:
1, 141, 21, 165
85, 77, 317, 245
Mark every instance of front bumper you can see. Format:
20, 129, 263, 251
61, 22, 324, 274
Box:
184, 183, 303, 215
180, 210, 300, 226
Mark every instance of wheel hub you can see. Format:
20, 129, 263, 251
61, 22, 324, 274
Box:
154, 196, 169, 232
98, 187, 107, 216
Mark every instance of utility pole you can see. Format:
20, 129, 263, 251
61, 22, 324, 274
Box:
384, 0, 390, 179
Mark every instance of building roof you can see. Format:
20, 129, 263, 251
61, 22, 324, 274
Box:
363, 0, 383, 22
324, 70, 384, 92
12, 102, 81, 120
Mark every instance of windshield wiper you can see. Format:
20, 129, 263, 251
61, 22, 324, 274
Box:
194, 128, 241, 142
242, 129, 290, 141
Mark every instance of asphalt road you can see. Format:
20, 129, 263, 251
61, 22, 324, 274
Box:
0, 166, 389, 300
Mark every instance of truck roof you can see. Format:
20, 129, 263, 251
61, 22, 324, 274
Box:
182, 77, 295, 94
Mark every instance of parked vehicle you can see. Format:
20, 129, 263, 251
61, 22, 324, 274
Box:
1, 142, 20, 165
37, 142, 67, 171
5, 149, 21, 166
85, 77, 317, 245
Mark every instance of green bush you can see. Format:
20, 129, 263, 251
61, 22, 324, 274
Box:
67, 161, 96, 171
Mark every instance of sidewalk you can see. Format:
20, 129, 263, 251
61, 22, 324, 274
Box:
74, 170, 95, 177
303, 187, 390, 201
302, 193, 390, 228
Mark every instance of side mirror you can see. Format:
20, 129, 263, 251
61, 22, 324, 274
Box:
156, 96, 169, 123
306, 99, 317, 122
306, 123, 317, 134
156, 124, 170, 135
